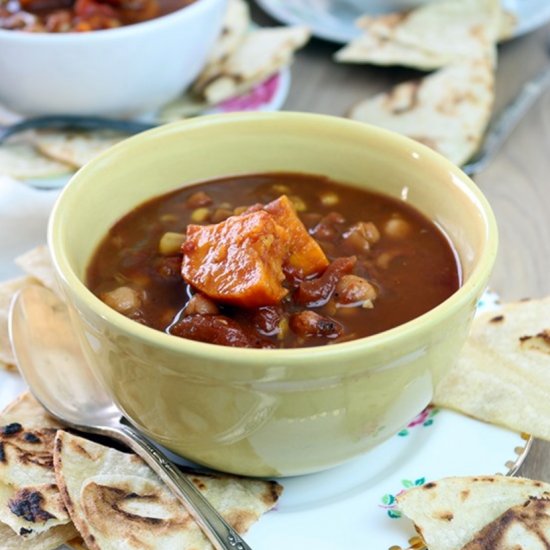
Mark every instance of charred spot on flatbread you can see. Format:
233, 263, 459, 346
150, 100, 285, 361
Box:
8, 487, 57, 523
1, 423, 23, 436
462, 496, 550, 549
0, 426, 57, 479
398, 476, 550, 550
519, 329, 550, 353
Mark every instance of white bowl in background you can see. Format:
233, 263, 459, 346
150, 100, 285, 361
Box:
0, 0, 227, 117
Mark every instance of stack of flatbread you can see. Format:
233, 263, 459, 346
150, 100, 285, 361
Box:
337, 0, 515, 166
0, 392, 282, 550
160, 0, 309, 118
0, 0, 310, 180
397, 475, 550, 549
0, 247, 283, 549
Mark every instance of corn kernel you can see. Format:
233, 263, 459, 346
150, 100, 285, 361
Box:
272, 183, 290, 194
233, 206, 248, 216
191, 207, 210, 223
289, 195, 307, 212
158, 232, 187, 255
319, 191, 339, 206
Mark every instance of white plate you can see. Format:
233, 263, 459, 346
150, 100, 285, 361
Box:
0, 236, 532, 550
255, 0, 550, 44
0, 378, 531, 549
3, 68, 291, 191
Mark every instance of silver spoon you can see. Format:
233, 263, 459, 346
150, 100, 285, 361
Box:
0, 115, 155, 145
9, 284, 252, 550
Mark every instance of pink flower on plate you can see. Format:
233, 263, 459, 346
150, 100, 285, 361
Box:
398, 405, 439, 437
217, 74, 281, 112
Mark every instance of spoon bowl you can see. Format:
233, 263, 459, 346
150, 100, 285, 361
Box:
9, 284, 253, 550
9, 284, 119, 427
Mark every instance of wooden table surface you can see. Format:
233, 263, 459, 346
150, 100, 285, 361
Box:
251, 3, 550, 481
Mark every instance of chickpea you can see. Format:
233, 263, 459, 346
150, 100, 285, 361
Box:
185, 293, 219, 316
101, 286, 142, 314
289, 311, 343, 338
384, 218, 411, 239
211, 208, 233, 223
335, 275, 377, 307
376, 250, 403, 269
185, 191, 213, 209
342, 222, 380, 253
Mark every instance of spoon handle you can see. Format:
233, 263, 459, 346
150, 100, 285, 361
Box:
0, 115, 155, 144
102, 422, 252, 550
462, 63, 550, 176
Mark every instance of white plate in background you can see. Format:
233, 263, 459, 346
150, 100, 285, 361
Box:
255, 0, 550, 44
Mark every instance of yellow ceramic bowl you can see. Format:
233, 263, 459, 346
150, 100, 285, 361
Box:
49, 112, 497, 477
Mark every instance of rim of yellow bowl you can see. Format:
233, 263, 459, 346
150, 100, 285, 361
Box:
48, 111, 498, 366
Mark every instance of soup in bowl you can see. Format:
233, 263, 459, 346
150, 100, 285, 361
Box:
49, 112, 497, 476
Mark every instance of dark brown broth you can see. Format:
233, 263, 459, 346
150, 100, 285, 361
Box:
86, 173, 461, 348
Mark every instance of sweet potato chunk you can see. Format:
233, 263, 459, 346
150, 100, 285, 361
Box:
182, 210, 289, 308
264, 195, 329, 279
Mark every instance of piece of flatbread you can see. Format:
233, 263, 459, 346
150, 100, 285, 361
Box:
199, 26, 310, 104
0, 520, 78, 550
397, 476, 550, 550
463, 496, 550, 549
158, 93, 210, 122
0, 142, 72, 179
335, 31, 453, 70
0, 419, 57, 488
0, 393, 69, 540
0, 481, 70, 539
194, 0, 251, 92
15, 245, 60, 297
0, 246, 59, 370
54, 431, 282, 550
434, 296, 550, 441
498, 10, 518, 41
0, 276, 39, 369
344, 0, 501, 67
349, 54, 494, 166
33, 131, 125, 169
1, 391, 61, 429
